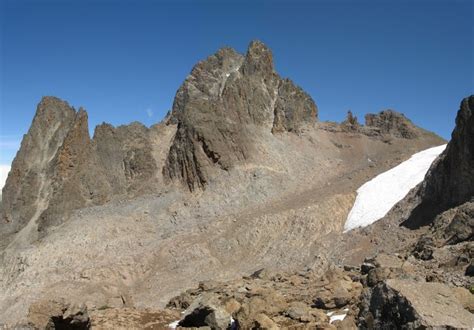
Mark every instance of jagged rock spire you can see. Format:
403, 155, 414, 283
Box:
164, 40, 318, 190
402, 95, 474, 228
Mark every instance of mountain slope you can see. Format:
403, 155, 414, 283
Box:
0, 41, 446, 326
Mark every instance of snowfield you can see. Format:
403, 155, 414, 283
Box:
0, 165, 10, 193
344, 144, 447, 232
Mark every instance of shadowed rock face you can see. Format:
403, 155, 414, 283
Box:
37, 109, 112, 232
360, 279, 474, 328
402, 95, 474, 228
163, 40, 318, 190
0, 97, 77, 236
93, 122, 159, 196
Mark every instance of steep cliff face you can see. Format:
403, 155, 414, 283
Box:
0, 97, 77, 237
402, 95, 474, 229
0, 100, 167, 240
36, 109, 112, 232
93, 122, 159, 196
163, 41, 318, 190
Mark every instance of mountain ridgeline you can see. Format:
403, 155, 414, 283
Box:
0, 40, 437, 241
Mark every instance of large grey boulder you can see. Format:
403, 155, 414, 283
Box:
178, 294, 233, 330
360, 279, 474, 329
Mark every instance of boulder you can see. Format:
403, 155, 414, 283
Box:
452, 286, 474, 312
178, 294, 232, 330
360, 279, 474, 328
285, 301, 315, 322
27, 300, 90, 329
234, 288, 288, 328
466, 260, 474, 276
252, 313, 279, 329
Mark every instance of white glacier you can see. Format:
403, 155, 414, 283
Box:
344, 144, 447, 232
0, 165, 10, 192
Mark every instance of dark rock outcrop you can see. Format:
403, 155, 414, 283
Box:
1, 97, 77, 237
37, 109, 112, 232
27, 300, 90, 330
0, 97, 166, 239
402, 96, 474, 229
364, 110, 419, 139
340, 110, 361, 132
163, 40, 318, 190
93, 122, 159, 196
359, 279, 474, 329
272, 78, 318, 133
430, 201, 474, 245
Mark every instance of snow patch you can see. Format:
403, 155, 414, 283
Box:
0, 165, 10, 194
329, 313, 347, 323
168, 320, 180, 329
327, 309, 349, 323
344, 144, 447, 232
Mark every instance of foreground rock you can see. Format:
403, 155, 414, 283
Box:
27, 300, 90, 329
360, 279, 474, 328
167, 266, 361, 329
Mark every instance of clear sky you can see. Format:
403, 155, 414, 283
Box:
0, 0, 473, 170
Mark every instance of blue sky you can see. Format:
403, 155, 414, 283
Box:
0, 0, 473, 168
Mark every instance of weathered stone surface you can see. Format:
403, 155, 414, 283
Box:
272, 78, 318, 133
364, 110, 419, 139
92, 121, 159, 195
89, 307, 180, 329
429, 201, 474, 245
27, 300, 90, 329
37, 109, 112, 233
313, 268, 362, 309
252, 313, 278, 329
178, 294, 232, 330
164, 40, 318, 190
285, 301, 315, 322
0, 97, 173, 240
360, 279, 474, 329
452, 286, 474, 312
340, 110, 360, 133
1, 97, 76, 238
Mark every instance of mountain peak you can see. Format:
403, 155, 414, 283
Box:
241, 40, 274, 76
164, 40, 316, 190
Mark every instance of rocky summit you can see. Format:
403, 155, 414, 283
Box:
0, 41, 471, 329
164, 41, 317, 191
